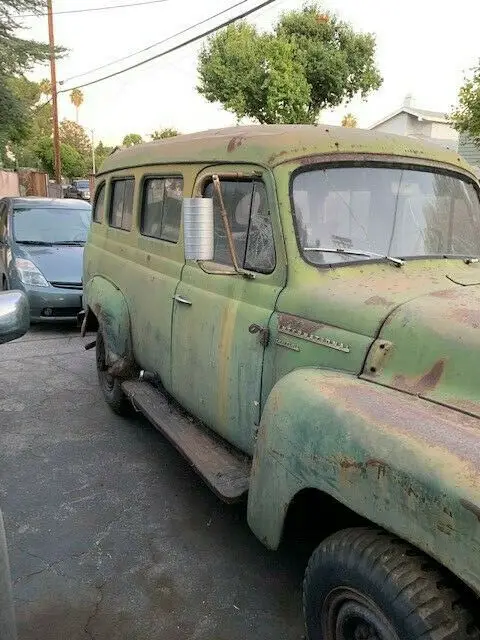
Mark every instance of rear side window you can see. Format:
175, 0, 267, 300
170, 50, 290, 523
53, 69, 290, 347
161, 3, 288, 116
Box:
110, 179, 134, 231
141, 177, 183, 243
93, 183, 106, 223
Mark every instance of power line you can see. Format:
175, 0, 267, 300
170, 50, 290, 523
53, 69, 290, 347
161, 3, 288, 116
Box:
18, 0, 170, 18
61, 0, 252, 84
58, 0, 278, 94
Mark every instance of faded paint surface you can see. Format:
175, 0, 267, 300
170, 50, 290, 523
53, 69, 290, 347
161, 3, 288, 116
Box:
84, 125, 480, 599
248, 370, 480, 596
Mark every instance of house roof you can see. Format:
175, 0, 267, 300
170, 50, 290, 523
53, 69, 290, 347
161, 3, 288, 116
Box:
98, 124, 471, 177
370, 107, 449, 129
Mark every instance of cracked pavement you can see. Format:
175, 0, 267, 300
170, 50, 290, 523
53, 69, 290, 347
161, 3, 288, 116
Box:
0, 325, 304, 639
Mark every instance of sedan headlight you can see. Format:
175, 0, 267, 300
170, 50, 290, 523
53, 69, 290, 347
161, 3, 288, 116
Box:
15, 259, 49, 287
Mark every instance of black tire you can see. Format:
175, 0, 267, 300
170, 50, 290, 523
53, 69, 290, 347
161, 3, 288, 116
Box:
96, 329, 130, 416
303, 527, 479, 640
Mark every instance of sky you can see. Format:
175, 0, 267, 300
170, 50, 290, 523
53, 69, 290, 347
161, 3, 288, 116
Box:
17, 0, 480, 145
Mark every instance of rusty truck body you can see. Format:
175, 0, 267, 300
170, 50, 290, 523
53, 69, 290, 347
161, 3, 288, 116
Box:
82, 125, 480, 640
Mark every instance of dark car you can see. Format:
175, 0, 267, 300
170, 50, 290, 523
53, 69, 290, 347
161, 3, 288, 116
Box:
0, 197, 91, 321
64, 179, 91, 201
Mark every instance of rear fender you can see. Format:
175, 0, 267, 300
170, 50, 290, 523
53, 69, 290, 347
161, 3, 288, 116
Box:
83, 276, 135, 378
248, 368, 480, 595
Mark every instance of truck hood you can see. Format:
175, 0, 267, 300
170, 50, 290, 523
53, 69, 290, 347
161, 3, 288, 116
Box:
278, 259, 480, 418
361, 270, 480, 417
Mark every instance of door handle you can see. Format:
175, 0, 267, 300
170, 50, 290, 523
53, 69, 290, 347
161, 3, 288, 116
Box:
248, 323, 270, 346
174, 294, 192, 306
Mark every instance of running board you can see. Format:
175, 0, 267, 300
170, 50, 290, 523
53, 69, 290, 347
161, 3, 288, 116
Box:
121, 380, 251, 503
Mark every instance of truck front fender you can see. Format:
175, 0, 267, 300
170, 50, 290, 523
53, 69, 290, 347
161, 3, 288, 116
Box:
84, 276, 135, 377
248, 369, 480, 595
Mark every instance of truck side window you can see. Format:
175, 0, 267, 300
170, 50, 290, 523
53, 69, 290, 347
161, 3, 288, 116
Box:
109, 178, 134, 231
141, 176, 183, 243
203, 179, 275, 274
93, 183, 106, 223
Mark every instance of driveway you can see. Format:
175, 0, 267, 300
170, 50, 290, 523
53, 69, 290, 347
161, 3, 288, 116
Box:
0, 326, 304, 639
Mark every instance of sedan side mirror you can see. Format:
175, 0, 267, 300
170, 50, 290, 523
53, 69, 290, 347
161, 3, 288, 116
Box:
183, 198, 214, 261
0, 290, 30, 345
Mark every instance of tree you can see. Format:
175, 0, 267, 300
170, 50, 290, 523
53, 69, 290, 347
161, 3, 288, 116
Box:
341, 113, 357, 128
59, 119, 91, 156
451, 65, 480, 144
36, 136, 86, 179
150, 128, 180, 140
0, 1, 64, 155
197, 3, 382, 125
70, 88, 84, 123
95, 141, 114, 170
122, 133, 143, 147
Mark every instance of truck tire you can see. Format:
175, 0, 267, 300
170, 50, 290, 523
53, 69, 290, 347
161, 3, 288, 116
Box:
96, 330, 130, 416
303, 527, 479, 640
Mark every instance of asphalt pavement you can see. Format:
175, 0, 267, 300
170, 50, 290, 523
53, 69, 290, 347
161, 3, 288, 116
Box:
0, 325, 304, 639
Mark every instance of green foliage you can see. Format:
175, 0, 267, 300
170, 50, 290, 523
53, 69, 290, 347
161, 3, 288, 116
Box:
60, 119, 91, 156
122, 133, 143, 147
94, 141, 114, 171
451, 65, 480, 144
0, 1, 65, 158
36, 136, 86, 179
150, 128, 180, 139
341, 113, 357, 127
197, 3, 382, 124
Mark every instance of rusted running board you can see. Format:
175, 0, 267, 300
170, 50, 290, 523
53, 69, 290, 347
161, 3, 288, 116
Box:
122, 380, 251, 503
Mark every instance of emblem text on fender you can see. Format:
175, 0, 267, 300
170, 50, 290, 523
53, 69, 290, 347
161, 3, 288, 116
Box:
278, 322, 350, 353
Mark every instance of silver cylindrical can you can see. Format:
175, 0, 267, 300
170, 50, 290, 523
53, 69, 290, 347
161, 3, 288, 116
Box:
183, 198, 214, 261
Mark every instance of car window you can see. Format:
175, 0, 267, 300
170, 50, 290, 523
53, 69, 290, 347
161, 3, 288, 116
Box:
93, 183, 106, 223
141, 177, 183, 243
203, 179, 275, 274
12, 207, 91, 244
110, 179, 134, 231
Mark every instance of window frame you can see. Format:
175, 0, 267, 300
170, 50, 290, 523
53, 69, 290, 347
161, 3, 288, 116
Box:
201, 175, 276, 275
108, 176, 135, 232
289, 159, 480, 269
92, 181, 106, 224
139, 173, 184, 243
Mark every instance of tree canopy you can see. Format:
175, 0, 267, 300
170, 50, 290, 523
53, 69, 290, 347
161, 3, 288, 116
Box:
451, 65, 480, 144
36, 137, 85, 179
150, 128, 180, 140
0, 0, 64, 158
197, 3, 382, 124
122, 133, 143, 147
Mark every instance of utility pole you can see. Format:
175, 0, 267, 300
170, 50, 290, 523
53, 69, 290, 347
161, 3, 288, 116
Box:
47, 0, 62, 185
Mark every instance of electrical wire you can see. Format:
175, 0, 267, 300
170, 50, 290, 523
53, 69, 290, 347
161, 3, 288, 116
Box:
17, 0, 171, 18
58, 0, 278, 94
61, 0, 252, 84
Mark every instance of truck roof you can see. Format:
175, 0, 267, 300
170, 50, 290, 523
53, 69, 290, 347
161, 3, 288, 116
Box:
98, 124, 473, 176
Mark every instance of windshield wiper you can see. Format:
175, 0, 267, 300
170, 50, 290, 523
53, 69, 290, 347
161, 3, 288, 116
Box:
16, 240, 53, 246
52, 240, 86, 245
304, 247, 404, 267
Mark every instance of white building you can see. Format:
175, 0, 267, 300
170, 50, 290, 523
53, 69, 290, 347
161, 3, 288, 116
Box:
369, 95, 459, 151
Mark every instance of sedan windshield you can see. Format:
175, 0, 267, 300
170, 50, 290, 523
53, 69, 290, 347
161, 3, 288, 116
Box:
292, 166, 480, 264
13, 207, 91, 244
75, 181, 89, 190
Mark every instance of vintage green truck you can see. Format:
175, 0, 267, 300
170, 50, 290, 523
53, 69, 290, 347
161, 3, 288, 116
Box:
82, 125, 480, 639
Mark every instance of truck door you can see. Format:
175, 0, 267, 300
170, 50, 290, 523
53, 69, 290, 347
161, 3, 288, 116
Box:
171, 166, 286, 455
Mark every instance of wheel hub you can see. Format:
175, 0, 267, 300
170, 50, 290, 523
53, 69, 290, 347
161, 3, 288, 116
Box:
323, 588, 399, 640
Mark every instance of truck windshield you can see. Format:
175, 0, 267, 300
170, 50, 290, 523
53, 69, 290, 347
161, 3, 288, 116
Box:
292, 166, 480, 264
